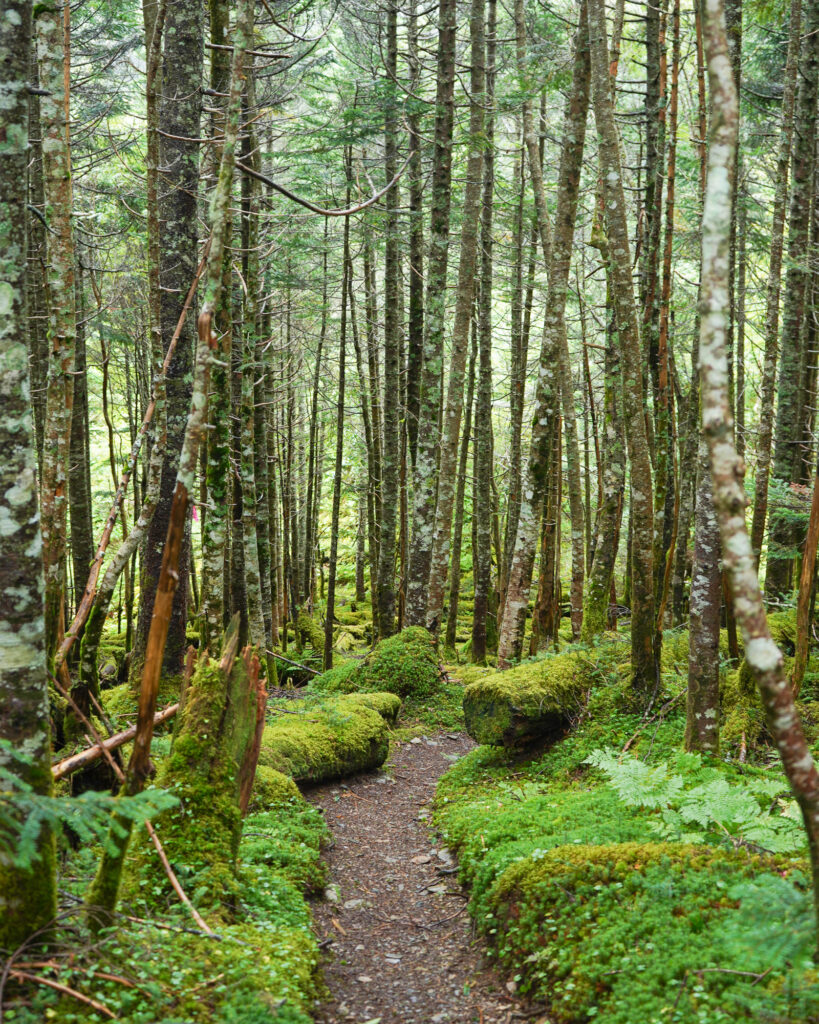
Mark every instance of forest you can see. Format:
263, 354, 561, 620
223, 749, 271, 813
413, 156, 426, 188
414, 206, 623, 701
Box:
2, 0, 819, 1018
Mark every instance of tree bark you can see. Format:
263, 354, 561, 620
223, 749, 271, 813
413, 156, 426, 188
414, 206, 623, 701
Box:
405, 0, 456, 627
700, 0, 819, 932
588, 0, 657, 693
0, 0, 58, 946
765, 0, 819, 600
35, 0, 77, 666
425, 0, 487, 637
134, 0, 203, 674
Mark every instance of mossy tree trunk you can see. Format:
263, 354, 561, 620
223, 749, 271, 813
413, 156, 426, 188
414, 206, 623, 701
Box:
0, 0, 59, 946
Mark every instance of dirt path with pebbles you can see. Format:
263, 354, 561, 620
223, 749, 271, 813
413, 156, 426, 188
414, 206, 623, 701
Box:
306, 732, 546, 1024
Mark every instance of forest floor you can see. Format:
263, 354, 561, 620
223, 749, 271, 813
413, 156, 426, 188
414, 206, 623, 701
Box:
307, 731, 546, 1024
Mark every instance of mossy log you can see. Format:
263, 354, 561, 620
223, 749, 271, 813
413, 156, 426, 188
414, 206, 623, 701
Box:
258, 693, 396, 783
463, 651, 591, 747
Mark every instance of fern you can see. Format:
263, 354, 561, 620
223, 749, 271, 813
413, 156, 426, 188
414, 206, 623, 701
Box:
585, 747, 806, 854
0, 742, 178, 869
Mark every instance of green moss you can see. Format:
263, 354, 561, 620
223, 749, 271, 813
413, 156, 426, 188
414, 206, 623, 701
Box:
462, 650, 592, 746
296, 610, 325, 653
335, 690, 402, 724
101, 675, 182, 727
355, 626, 440, 698
259, 694, 390, 782
767, 608, 797, 654
309, 659, 360, 694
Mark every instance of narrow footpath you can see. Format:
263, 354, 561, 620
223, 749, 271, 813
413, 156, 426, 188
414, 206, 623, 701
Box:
308, 733, 546, 1024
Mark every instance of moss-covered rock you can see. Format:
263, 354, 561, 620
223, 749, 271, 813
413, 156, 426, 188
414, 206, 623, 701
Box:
463, 650, 592, 747
297, 610, 325, 653
767, 608, 797, 655
355, 626, 441, 698
258, 694, 391, 782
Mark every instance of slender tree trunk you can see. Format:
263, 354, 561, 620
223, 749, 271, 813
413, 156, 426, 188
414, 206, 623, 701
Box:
699, 0, 819, 932
750, 0, 801, 559
69, 260, 94, 618
134, 0, 203, 674
588, 0, 657, 693
35, 0, 76, 666
765, 0, 819, 600
471, 0, 497, 664
375, 0, 401, 638
0, 0, 58, 944
498, 1, 589, 664
325, 157, 351, 670
406, 0, 424, 468
445, 334, 477, 653
685, 440, 722, 752
405, 0, 456, 626
426, 0, 487, 637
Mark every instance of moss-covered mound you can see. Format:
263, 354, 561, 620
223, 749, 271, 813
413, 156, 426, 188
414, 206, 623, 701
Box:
435, 661, 816, 1024
243, 767, 329, 893
258, 692, 394, 783
462, 650, 592, 746
309, 626, 441, 701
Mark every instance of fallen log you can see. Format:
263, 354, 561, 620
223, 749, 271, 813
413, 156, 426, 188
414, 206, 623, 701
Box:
51, 703, 179, 781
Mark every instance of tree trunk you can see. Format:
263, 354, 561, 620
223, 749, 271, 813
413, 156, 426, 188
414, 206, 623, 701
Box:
700, 0, 819, 932
685, 440, 722, 752
0, 0, 58, 945
471, 0, 497, 664
134, 0, 203, 674
405, 0, 456, 627
749, 0, 801, 560
69, 259, 94, 618
35, 0, 77, 666
375, 0, 401, 638
765, 0, 819, 601
498, 0, 589, 664
425, 0, 486, 637
588, 0, 657, 693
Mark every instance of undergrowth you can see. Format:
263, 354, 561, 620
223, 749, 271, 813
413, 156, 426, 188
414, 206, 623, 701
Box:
434, 641, 819, 1023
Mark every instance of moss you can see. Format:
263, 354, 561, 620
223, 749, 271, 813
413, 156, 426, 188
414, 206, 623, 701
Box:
259, 694, 391, 782
296, 610, 324, 653
335, 690, 402, 724
101, 675, 182, 727
355, 626, 440, 698
462, 650, 592, 746
767, 608, 797, 655
242, 768, 329, 893
309, 659, 360, 694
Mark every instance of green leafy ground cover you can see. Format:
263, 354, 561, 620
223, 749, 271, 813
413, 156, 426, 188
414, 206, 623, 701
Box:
435, 637, 819, 1023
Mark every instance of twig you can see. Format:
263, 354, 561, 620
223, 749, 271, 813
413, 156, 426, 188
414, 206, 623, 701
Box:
8, 971, 115, 1019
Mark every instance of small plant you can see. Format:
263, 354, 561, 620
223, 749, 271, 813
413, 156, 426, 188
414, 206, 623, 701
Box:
585, 747, 805, 854
0, 741, 177, 869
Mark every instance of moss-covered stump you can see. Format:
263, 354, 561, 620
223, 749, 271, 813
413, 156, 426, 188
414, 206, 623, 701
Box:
463, 651, 592, 747
129, 647, 266, 908
258, 693, 394, 783
297, 609, 325, 653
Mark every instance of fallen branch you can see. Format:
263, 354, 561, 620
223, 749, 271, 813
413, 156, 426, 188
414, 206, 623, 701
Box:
266, 650, 321, 676
8, 971, 115, 1019
51, 703, 179, 781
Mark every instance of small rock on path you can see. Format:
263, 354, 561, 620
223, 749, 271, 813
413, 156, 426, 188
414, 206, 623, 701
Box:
307, 732, 545, 1024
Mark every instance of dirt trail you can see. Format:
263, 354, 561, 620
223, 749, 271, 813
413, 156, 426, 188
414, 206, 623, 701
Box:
307, 733, 544, 1024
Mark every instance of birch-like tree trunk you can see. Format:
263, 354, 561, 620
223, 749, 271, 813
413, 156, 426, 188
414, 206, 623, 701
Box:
0, 0, 58, 946
35, 0, 77, 665
700, 0, 819, 929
